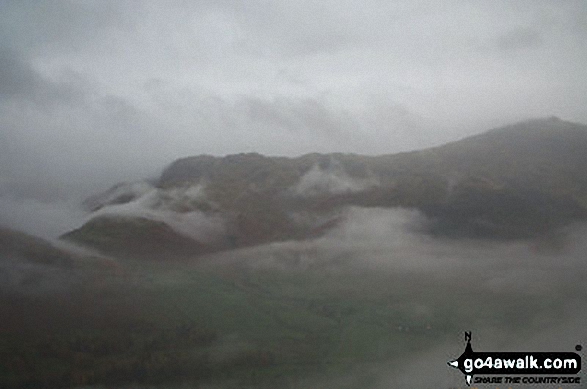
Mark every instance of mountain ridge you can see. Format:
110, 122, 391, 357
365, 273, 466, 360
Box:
62, 117, 587, 258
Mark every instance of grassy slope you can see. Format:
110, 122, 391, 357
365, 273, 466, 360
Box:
60, 216, 213, 259
0, 227, 79, 267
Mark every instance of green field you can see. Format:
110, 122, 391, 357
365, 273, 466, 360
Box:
1, 239, 585, 388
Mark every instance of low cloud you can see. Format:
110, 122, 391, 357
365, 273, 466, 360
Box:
88, 183, 226, 244
204, 206, 587, 388
292, 162, 378, 197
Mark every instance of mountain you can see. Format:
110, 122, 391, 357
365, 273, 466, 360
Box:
62, 117, 587, 257
61, 216, 212, 259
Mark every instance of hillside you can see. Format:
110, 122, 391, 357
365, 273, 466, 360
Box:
0, 227, 81, 267
61, 216, 213, 259
62, 117, 587, 257
0, 226, 119, 298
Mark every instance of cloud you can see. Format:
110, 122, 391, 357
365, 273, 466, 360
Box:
201, 206, 587, 387
87, 183, 227, 244
0, 49, 44, 100
238, 96, 354, 138
0, 48, 85, 105
495, 27, 543, 51
0, 0, 130, 55
292, 161, 378, 197
0, 0, 586, 236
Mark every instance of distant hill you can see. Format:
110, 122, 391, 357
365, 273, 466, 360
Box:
61, 216, 213, 259
62, 117, 587, 257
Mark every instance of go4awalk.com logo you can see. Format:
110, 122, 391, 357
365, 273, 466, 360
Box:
448, 332, 581, 386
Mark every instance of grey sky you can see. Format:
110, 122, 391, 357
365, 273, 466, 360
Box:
1, 0, 586, 206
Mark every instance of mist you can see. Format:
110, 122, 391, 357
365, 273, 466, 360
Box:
198, 207, 587, 388
1, 1, 586, 387
88, 183, 227, 244
2, 1, 587, 237
2, 202, 585, 387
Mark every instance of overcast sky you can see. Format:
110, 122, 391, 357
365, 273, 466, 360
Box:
1, 0, 587, 205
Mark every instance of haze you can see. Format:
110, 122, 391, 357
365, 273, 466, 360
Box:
3, 206, 584, 388
2, 1, 587, 203
2, 4, 587, 388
